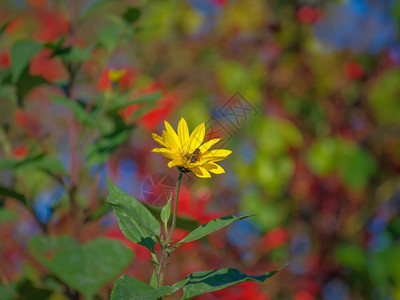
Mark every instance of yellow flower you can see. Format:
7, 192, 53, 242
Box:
108, 69, 127, 82
152, 118, 232, 178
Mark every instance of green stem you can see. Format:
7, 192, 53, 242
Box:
156, 172, 183, 297
168, 172, 183, 242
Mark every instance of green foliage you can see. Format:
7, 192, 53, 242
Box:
122, 7, 141, 24
49, 95, 96, 126
110, 275, 187, 300
0, 155, 66, 175
28, 236, 133, 300
0, 208, 19, 223
307, 138, 376, 189
181, 268, 279, 299
160, 194, 172, 232
107, 179, 161, 253
86, 127, 132, 165
0, 185, 26, 204
368, 69, 400, 125
175, 215, 250, 248
10, 40, 42, 83
335, 243, 366, 272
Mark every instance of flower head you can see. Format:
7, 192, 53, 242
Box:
152, 118, 232, 178
108, 68, 127, 82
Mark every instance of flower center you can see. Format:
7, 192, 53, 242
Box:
183, 148, 201, 164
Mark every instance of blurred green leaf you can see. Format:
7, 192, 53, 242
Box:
0, 155, 66, 175
0, 208, 19, 222
16, 67, 48, 101
80, 0, 120, 19
0, 185, 26, 204
306, 138, 338, 175
122, 7, 141, 24
107, 91, 161, 112
182, 268, 280, 299
368, 69, 400, 125
0, 283, 16, 300
14, 279, 53, 300
110, 275, 187, 300
50, 94, 95, 126
28, 235, 133, 300
99, 21, 125, 51
0, 19, 12, 38
337, 140, 376, 189
86, 127, 131, 165
107, 179, 161, 253
335, 243, 366, 272
175, 215, 250, 248
56, 46, 92, 62
11, 40, 42, 83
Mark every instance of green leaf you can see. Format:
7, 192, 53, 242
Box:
28, 236, 133, 300
306, 138, 338, 175
0, 19, 12, 38
16, 67, 48, 100
337, 140, 376, 189
122, 7, 141, 24
0, 185, 26, 204
107, 179, 161, 253
49, 94, 95, 126
110, 275, 187, 300
11, 40, 42, 83
56, 46, 92, 62
86, 127, 132, 165
175, 215, 250, 248
145, 204, 200, 232
0, 208, 19, 222
80, 0, 120, 19
335, 243, 366, 272
107, 91, 161, 112
160, 194, 172, 232
99, 21, 125, 52
182, 268, 280, 299
0, 155, 66, 175
15, 279, 53, 300
0, 283, 16, 300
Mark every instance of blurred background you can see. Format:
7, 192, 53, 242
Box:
1, 0, 400, 299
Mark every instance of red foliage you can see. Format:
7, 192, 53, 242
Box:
344, 62, 365, 80
12, 145, 28, 159
0, 51, 10, 68
30, 48, 67, 82
297, 7, 322, 23
264, 227, 289, 249
34, 11, 69, 42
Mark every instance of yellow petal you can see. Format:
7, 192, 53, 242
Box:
201, 149, 232, 162
152, 148, 177, 160
152, 133, 166, 147
203, 162, 225, 174
167, 160, 179, 168
178, 117, 190, 152
188, 123, 205, 153
199, 138, 220, 153
164, 121, 181, 150
162, 130, 179, 151
192, 166, 211, 178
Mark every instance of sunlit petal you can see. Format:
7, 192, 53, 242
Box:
164, 121, 181, 150
199, 138, 220, 153
152, 133, 166, 147
188, 123, 205, 153
178, 117, 190, 152
203, 162, 225, 174
192, 166, 211, 178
